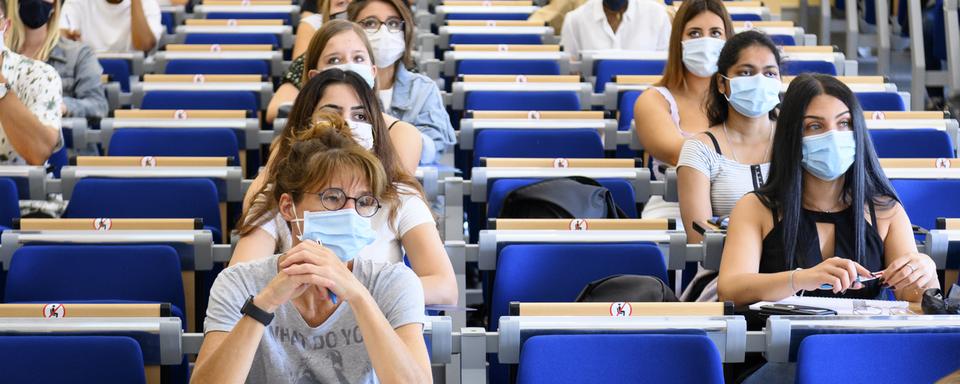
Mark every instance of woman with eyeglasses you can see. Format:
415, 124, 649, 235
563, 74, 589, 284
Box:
193, 119, 432, 384
235, 69, 457, 306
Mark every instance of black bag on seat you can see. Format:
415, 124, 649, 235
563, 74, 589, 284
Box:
575, 274, 679, 303
497, 176, 629, 219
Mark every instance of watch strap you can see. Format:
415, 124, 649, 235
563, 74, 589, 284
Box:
241, 295, 275, 326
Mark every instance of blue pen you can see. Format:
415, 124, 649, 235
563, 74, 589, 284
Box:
312, 239, 338, 304
818, 273, 881, 290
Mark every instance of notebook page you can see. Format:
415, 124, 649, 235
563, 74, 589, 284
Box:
749, 296, 910, 315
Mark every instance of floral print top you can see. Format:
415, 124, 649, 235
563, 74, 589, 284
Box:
0, 48, 63, 165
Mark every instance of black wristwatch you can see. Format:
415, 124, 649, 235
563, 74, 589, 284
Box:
241, 295, 274, 326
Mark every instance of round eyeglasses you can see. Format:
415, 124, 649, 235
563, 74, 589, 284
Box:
358, 16, 405, 33
308, 188, 381, 217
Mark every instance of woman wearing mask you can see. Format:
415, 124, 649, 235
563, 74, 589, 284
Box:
7, 0, 107, 118
270, 20, 421, 173
193, 125, 431, 384
236, 69, 457, 306
633, 0, 733, 219
676, 30, 780, 301
293, 0, 351, 58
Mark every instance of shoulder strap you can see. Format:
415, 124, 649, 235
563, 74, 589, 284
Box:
702, 132, 723, 155
387, 120, 401, 131
868, 199, 878, 225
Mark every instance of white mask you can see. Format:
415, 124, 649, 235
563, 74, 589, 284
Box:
348, 120, 375, 150
326, 63, 376, 89
366, 25, 405, 69
681, 37, 725, 78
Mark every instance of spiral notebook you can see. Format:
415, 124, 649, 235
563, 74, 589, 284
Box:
749, 296, 911, 315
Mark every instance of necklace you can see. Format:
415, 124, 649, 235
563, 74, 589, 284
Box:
804, 196, 845, 213
721, 122, 774, 164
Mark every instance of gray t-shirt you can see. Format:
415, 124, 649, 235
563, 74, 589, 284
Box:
204, 255, 426, 384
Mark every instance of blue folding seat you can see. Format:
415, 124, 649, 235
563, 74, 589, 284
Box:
458, 59, 560, 75
183, 33, 280, 49
162, 11, 176, 34
446, 13, 530, 20
730, 13, 763, 21
518, 334, 724, 384
108, 128, 241, 166
98, 58, 133, 93
449, 34, 543, 45
0, 178, 18, 232
63, 178, 223, 241
486, 178, 638, 219
617, 90, 642, 131
783, 60, 838, 75
796, 333, 960, 384
141, 90, 260, 118
869, 130, 954, 158
165, 59, 270, 79
594, 60, 665, 92
892, 178, 960, 233
473, 129, 604, 165
206, 12, 293, 25
857, 92, 906, 111
769, 34, 797, 46
0, 336, 146, 384
466, 91, 580, 111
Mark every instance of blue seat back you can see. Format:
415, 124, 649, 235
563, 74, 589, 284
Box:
205, 12, 292, 25
473, 129, 604, 165
892, 178, 960, 233
730, 13, 763, 21
491, 243, 668, 328
141, 90, 259, 117
487, 178, 638, 219
165, 59, 270, 79
458, 59, 560, 75
162, 11, 176, 34
450, 34, 542, 45
107, 128, 241, 165
183, 33, 280, 49
796, 333, 960, 384
770, 34, 797, 46
594, 60, 666, 92
5, 245, 186, 317
618, 90, 643, 131
0, 178, 19, 231
465, 91, 580, 111
856, 92, 906, 111
63, 178, 223, 240
518, 334, 724, 384
0, 336, 146, 384
869, 129, 954, 158
48, 144, 69, 178
783, 60, 838, 75
98, 58, 132, 93
446, 13, 530, 20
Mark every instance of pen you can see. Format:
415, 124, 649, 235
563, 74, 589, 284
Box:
818, 272, 883, 290
312, 239, 338, 305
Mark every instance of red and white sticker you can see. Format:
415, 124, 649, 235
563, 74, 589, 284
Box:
93, 218, 113, 231
240, 0, 251, 5
553, 157, 569, 168
609, 302, 632, 317
226, 19, 238, 27
569, 218, 588, 231
486, 20, 497, 27
937, 158, 952, 168
527, 110, 541, 120
42, 303, 65, 318
481, 0, 492, 6
497, 44, 509, 52
743, 21, 754, 30
174, 109, 189, 120
192, 74, 206, 84
140, 156, 158, 168
210, 44, 222, 53
515, 75, 528, 83
872, 111, 886, 120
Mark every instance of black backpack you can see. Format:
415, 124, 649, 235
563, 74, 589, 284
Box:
575, 274, 679, 303
497, 176, 629, 219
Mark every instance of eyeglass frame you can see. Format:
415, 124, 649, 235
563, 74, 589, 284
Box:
301, 188, 382, 218
357, 16, 405, 33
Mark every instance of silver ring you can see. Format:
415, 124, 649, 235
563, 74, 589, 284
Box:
906, 264, 916, 273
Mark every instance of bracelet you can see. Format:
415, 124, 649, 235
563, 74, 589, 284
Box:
790, 268, 802, 293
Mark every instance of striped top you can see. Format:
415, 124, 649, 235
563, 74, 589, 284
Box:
677, 139, 771, 217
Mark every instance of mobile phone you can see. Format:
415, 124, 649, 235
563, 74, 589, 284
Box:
758, 304, 837, 316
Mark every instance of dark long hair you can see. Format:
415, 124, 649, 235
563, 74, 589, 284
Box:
755, 74, 899, 268
706, 30, 782, 126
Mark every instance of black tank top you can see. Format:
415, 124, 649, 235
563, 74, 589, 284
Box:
759, 201, 885, 300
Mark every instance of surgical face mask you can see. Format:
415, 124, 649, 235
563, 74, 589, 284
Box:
603, 0, 627, 11
722, 74, 781, 118
327, 63, 376, 89
331, 11, 348, 20
292, 205, 377, 263
19, 0, 54, 30
682, 37, 725, 78
348, 120, 374, 150
801, 130, 856, 181
366, 25, 405, 69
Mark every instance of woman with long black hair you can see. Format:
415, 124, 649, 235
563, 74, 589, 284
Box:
717, 74, 938, 307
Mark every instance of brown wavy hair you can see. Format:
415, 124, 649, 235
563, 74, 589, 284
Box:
347, 0, 415, 70
656, 0, 734, 90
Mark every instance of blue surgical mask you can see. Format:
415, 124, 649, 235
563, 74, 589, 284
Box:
327, 63, 376, 89
722, 74, 781, 118
603, 0, 628, 11
292, 206, 377, 262
682, 37, 725, 77
801, 130, 856, 181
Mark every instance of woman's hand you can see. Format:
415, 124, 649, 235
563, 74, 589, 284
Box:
277, 241, 366, 303
795, 257, 873, 294
881, 253, 937, 294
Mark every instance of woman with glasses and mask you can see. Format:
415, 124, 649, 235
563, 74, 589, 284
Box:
718, 73, 939, 308
675, 30, 780, 301
193, 122, 432, 384
633, 0, 733, 219
236, 69, 457, 306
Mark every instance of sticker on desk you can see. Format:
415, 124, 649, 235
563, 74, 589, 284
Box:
481, 0, 492, 6
240, 0, 251, 5
42, 304, 65, 318
527, 110, 541, 120
174, 109, 189, 120
226, 19, 238, 27
210, 44, 222, 53
515, 75, 528, 83
743, 21, 754, 30
609, 302, 632, 317
93, 218, 113, 231
193, 74, 206, 84
140, 156, 158, 168
937, 158, 952, 168
498, 44, 509, 52
486, 20, 497, 27
569, 218, 588, 231
553, 157, 569, 168
872, 111, 886, 120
